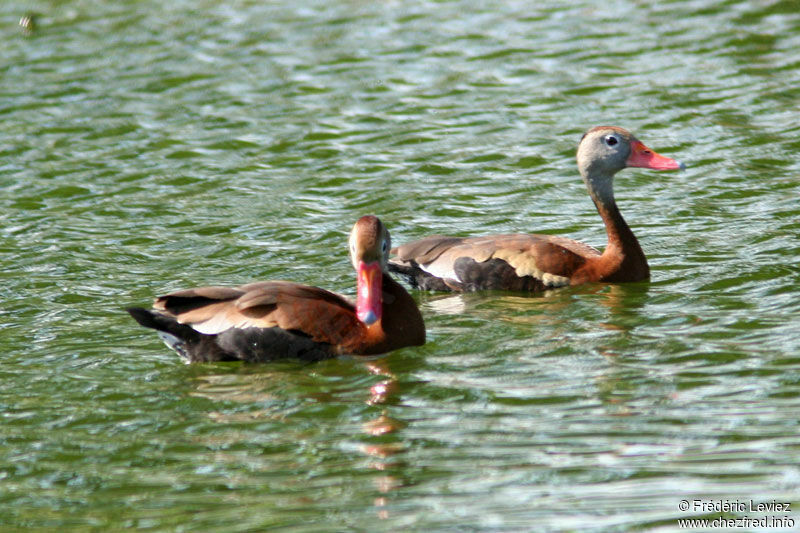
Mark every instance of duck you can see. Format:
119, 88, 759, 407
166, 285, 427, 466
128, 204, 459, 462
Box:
389, 126, 685, 292
128, 215, 425, 362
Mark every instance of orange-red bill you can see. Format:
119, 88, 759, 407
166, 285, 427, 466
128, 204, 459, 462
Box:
626, 140, 685, 170
356, 260, 383, 326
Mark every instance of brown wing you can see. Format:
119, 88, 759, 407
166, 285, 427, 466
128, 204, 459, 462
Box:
153, 281, 363, 346
391, 235, 466, 264
391, 233, 600, 288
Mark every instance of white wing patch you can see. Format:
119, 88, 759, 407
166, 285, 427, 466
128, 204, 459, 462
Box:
492, 249, 571, 288
189, 314, 277, 335
419, 261, 459, 283
190, 315, 240, 335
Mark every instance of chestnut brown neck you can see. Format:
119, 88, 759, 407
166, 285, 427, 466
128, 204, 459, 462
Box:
352, 273, 425, 355
594, 199, 649, 282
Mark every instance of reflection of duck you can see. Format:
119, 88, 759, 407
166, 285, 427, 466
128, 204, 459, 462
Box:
390, 127, 685, 291
128, 216, 425, 362
19, 13, 39, 35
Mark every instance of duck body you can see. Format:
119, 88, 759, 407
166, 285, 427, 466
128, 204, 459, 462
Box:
128, 216, 425, 362
389, 127, 684, 292
390, 233, 601, 292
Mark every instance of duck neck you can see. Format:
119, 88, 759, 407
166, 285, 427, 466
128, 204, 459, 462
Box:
380, 273, 425, 345
587, 175, 650, 282
360, 273, 425, 354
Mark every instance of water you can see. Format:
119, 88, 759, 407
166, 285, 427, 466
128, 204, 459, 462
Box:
2, 1, 799, 530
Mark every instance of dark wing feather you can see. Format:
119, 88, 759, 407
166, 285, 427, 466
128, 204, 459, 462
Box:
154, 286, 245, 315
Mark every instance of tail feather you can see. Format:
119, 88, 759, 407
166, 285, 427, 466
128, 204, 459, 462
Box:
126, 307, 232, 362
127, 307, 200, 341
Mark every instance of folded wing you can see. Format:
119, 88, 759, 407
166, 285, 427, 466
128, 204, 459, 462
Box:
154, 281, 363, 347
390, 234, 601, 291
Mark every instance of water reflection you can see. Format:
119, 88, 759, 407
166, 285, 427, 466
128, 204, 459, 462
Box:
359, 360, 407, 521
422, 282, 650, 326
190, 357, 409, 521
363, 360, 401, 408
190, 360, 405, 420
4, 0, 800, 529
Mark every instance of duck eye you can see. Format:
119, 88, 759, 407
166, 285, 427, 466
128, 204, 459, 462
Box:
381, 240, 388, 254
604, 135, 619, 146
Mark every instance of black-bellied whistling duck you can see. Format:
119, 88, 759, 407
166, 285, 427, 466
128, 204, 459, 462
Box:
389, 126, 685, 292
127, 216, 425, 362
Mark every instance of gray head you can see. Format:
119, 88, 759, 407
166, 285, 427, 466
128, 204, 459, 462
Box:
577, 126, 684, 205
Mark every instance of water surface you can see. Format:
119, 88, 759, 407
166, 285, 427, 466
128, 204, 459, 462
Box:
2, 1, 799, 531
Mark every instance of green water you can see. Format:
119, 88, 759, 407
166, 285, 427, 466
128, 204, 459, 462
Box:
2, 1, 800, 531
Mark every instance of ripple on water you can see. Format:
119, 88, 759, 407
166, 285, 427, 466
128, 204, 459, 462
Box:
1, 1, 800, 531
